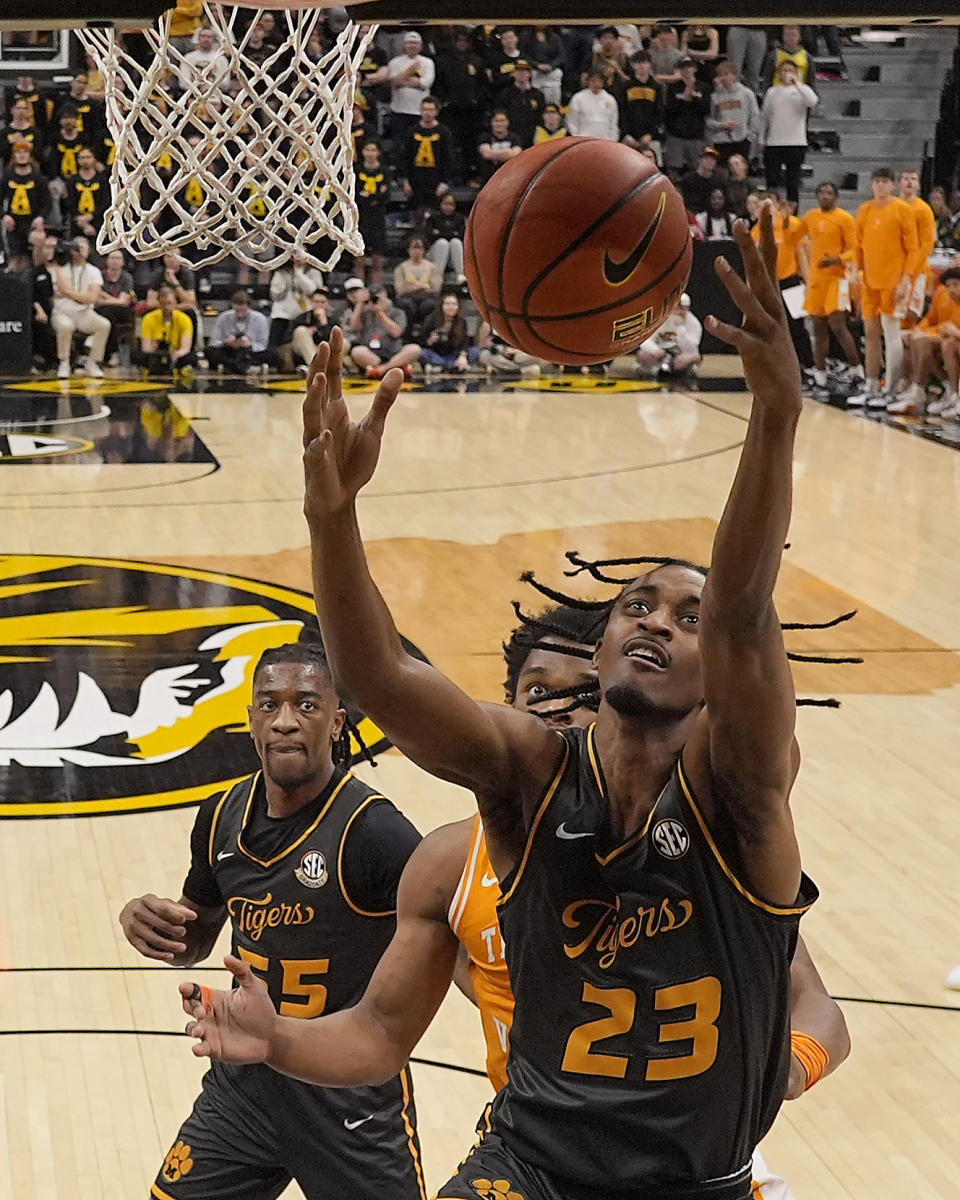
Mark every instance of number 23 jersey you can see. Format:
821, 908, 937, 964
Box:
493, 724, 817, 1191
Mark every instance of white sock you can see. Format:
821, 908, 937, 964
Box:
867, 377, 880, 391
849, 363, 864, 378
880, 314, 903, 390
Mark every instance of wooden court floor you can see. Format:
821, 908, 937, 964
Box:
0, 360, 958, 1198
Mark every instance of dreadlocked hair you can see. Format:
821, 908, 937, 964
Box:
519, 558, 862, 711
253, 640, 375, 768
563, 550, 710, 585
503, 602, 606, 703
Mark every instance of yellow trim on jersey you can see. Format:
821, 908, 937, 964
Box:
677, 759, 814, 917
151, 1185, 178, 1200
587, 723, 667, 866
448, 813, 483, 936
400, 1065, 427, 1200
238, 770, 353, 869
207, 780, 238, 868
496, 738, 569, 906
337, 793, 398, 917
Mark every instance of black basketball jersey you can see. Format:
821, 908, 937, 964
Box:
209, 770, 399, 1017
493, 724, 817, 1197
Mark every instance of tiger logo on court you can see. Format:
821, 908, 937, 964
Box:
0, 555, 422, 818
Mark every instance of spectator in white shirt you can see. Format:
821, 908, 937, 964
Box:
760, 62, 818, 207
387, 31, 435, 149
51, 236, 110, 378
566, 69, 619, 141
635, 292, 702, 377
178, 26, 231, 102
268, 256, 325, 349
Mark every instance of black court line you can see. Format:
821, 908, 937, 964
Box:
0, 460, 220, 504
4, 967, 960, 1015
832, 996, 960, 1014
0, 439, 748, 509
0, 1027, 491, 1078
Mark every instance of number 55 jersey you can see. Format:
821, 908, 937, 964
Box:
493, 725, 817, 1195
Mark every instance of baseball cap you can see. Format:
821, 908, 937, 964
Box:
403, 30, 422, 43
514, 58, 531, 70
543, 103, 561, 114
344, 277, 365, 291
353, 91, 370, 111
701, 146, 720, 159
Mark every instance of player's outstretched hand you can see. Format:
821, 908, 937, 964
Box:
706, 202, 802, 408
302, 326, 403, 522
119, 894, 196, 961
180, 956, 276, 1064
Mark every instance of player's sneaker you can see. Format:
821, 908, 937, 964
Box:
940, 400, 960, 419
886, 385, 924, 415
865, 389, 891, 410
929, 391, 957, 416
845, 386, 867, 407
947, 964, 960, 989
83, 358, 104, 378
57, 361, 71, 379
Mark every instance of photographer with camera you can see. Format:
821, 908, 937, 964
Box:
206, 289, 271, 374
51, 235, 109, 378
137, 283, 195, 376
347, 281, 421, 379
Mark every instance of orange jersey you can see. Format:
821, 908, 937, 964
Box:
918, 283, 960, 335
798, 205, 856, 280
448, 816, 514, 1092
902, 194, 937, 266
856, 197, 921, 290
752, 213, 804, 280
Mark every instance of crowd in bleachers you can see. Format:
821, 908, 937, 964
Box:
2, 17, 960, 405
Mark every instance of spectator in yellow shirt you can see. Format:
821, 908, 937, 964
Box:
533, 104, 569, 143
169, 0, 204, 55
138, 284, 194, 374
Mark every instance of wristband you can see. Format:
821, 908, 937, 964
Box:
791, 1030, 829, 1091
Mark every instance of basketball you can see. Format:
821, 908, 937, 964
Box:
464, 138, 693, 365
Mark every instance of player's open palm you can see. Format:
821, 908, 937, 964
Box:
707, 203, 801, 406
180, 956, 276, 1065
302, 326, 403, 521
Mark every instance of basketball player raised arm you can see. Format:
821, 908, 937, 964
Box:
182, 206, 811, 1085
297, 203, 804, 906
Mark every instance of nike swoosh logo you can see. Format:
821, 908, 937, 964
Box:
602, 192, 667, 286
556, 823, 593, 840
481, 873, 499, 888
216, 851, 234, 861
344, 1115, 374, 1130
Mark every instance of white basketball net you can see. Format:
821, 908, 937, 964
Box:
78, 5, 375, 270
